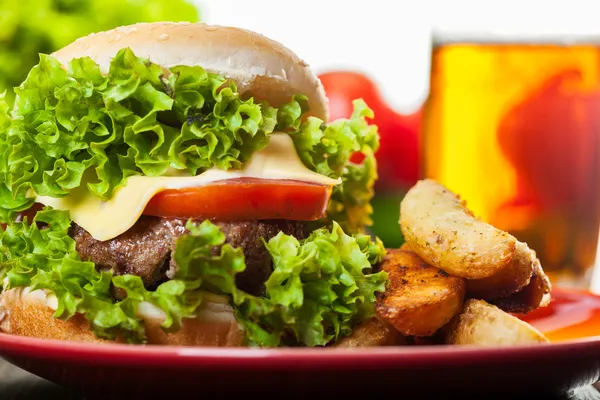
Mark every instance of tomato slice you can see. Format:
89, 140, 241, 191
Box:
143, 178, 332, 221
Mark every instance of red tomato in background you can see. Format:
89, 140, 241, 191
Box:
319, 71, 421, 191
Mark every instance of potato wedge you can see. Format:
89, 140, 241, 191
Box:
334, 317, 408, 347
491, 255, 552, 314
466, 241, 534, 300
400, 179, 517, 279
375, 249, 466, 336
443, 299, 549, 345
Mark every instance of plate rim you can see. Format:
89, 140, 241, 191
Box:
2, 331, 600, 370
1, 287, 600, 368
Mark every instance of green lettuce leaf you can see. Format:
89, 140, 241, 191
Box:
0, 92, 35, 226
86, 218, 249, 340
3, 48, 279, 206
0, 208, 387, 346
289, 99, 380, 233
172, 220, 388, 347
238, 222, 387, 347
290, 98, 379, 179
0, 208, 145, 342
0, 210, 245, 343
326, 150, 378, 233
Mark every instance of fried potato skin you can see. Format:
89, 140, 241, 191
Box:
443, 299, 549, 345
333, 317, 408, 347
467, 241, 534, 300
400, 179, 517, 279
491, 256, 552, 314
375, 249, 466, 337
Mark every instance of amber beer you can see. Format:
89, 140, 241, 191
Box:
423, 37, 600, 289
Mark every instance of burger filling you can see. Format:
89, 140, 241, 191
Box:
71, 217, 310, 297
0, 48, 388, 347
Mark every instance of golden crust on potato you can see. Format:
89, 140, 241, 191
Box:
443, 299, 549, 345
491, 256, 552, 314
375, 249, 466, 337
333, 317, 408, 348
400, 179, 517, 280
364, 178, 552, 346
467, 241, 534, 301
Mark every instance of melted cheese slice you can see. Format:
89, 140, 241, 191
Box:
36, 134, 340, 241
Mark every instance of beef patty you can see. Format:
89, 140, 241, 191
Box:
70, 217, 308, 297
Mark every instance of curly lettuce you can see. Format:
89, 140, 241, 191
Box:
0, 93, 31, 222
0, 209, 386, 346
0, 208, 247, 343
1, 208, 145, 342
327, 151, 378, 233
5, 48, 278, 206
147, 219, 387, 347
129, 218, 387, 347
289, 99, 380, 233
233, 222, 387, 347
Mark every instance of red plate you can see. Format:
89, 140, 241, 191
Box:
1, 288, 600, 397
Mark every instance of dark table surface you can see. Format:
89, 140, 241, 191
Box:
2, 358, 600, 400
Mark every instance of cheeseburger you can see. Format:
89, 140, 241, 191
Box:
0, 22, 387, 347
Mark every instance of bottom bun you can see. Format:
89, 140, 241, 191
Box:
0, 287, 245, 346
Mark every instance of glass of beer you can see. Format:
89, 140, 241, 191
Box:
423, 32, 600, 290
